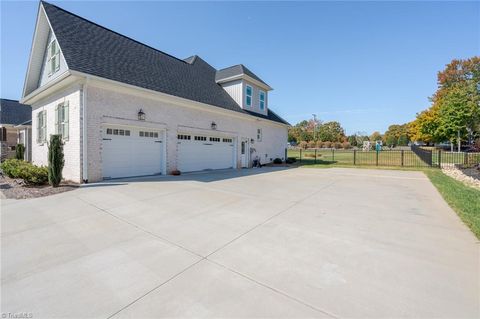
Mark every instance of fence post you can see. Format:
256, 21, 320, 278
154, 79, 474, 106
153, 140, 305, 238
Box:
438, 150, 441, 168
464, 152, 468, 166
376, 150, 379, 166
300, 148, 302, 163
314, 149, 317, 164
401, 150, 404, 167
332, 149, 335, 162
353, 149, 356, 165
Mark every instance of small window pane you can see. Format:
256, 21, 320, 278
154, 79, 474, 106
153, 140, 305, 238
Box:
125, 130, 130, 136
119, 130, 124, 136
140, 131, 144, 137
246, 96, 251, 106
106, 128, 112, 135
113, 129, 118, 135
154, 132, 158, 138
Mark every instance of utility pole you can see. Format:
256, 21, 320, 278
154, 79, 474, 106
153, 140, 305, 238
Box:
312, 114, 317, 141
457, 130, 461, 152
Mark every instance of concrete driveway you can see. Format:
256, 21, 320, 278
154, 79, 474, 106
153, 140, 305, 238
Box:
1, 167, 478, 318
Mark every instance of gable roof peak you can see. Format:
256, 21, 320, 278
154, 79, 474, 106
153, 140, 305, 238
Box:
41, 1, 186, 65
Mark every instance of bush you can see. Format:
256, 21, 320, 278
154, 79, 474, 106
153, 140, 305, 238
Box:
307, 141, 316, 149
48, 135, 64, 187
298, 141, 308, 149
0, 159, 48, 185
286, 157, 297, 163
315, 141, 323, 149
342, 141, 352, 149
323, 141, 332, 148
16, 144, 25, 160
273, 158, 283, 164
334, 142, 342, 149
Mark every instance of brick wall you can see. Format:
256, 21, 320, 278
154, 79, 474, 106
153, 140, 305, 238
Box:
31, 85, 82, 182
85, 82, 288, 182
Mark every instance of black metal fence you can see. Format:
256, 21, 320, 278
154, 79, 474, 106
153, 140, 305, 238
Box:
288, 148, 480, 168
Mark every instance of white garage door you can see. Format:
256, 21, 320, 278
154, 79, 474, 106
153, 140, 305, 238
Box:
177, 134, 235, 172
102, 126, 163, 179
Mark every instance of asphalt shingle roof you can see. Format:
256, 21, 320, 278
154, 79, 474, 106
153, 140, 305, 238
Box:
41, 1, 289, 125
0, 99, 32, 126
216, 64, 270, 87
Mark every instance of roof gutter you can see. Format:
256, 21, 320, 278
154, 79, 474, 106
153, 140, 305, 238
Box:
69, 70, 288, 128
216, 74, 273, 91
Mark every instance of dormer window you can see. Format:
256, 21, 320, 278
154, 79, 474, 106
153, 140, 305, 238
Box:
259, 90, 265, 110
245, 85, 252, 107
47, 39, 60, 76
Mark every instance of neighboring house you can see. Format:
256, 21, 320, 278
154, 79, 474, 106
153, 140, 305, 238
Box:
21, 1, 289, 183
0, 99, 32, 162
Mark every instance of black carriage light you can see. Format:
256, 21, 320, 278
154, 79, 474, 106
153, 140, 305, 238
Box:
211, 121, 217, 130
138, 109, 146, 121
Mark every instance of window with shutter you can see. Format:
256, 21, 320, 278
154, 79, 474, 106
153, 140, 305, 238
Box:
56, 102, 69, 140
37, 111, 47, 144
47, 39, 60, 76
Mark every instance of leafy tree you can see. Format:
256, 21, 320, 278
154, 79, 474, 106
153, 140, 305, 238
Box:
48, 135, 64, 187
369, 131, 382, 142
317, 121, 345, 142
15, 144, 25, 160
397, 135, 409, 146
384, 124, 410, 147
435, 83, 480, 151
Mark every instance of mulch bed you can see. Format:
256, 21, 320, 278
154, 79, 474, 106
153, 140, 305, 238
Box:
0, 175, 79, 199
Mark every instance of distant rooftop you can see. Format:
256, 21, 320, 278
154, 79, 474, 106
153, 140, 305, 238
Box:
0, 99, 32, 126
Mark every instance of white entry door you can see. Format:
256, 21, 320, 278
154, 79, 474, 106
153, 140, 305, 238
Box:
102, 126, 163, 179
177, 134, 235, 172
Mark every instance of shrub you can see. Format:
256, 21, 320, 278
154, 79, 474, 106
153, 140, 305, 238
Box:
342, 141, 352, 149
286, 157, 297, 163
15, 144, 25, 160
334, 142, 342, 149
273, 158, 283, 164
315, 141, 323, 149
298, 141, 308, 149
19, 164, 49, 185
323, 141, 332, 148
48, 135, 65, 187
0, 159, 48, 185
307, 141, 316, 149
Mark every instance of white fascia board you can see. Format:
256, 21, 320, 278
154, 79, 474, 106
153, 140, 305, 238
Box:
20, 70, 73, 104
216, 74, 273, 91
69, 70, 288, 128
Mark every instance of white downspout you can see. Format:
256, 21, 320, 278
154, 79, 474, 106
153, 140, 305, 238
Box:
82, 80, 89, 183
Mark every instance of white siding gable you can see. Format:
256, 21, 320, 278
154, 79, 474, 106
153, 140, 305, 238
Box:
38, 31, 68, 88
221, 79, 268, 116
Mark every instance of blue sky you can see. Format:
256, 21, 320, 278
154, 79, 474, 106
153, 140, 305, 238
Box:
1, 1, 479, 134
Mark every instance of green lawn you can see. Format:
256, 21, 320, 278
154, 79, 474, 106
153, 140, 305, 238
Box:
425, 170, 480, 239
287, 149, 431, 167
288, 149, 480, 168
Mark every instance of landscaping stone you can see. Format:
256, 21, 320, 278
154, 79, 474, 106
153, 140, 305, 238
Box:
441, 164, 480, 189
0, 176, 78, 199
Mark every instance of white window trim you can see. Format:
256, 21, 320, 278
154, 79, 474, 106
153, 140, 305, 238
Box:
245, 85, 253, 107
37, 110, 47, 144
47, 38, 60, 77
259, 90, 265, 110
56, 102, 69, 141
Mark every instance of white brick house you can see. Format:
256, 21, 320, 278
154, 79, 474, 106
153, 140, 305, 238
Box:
22, 1, 289, 183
